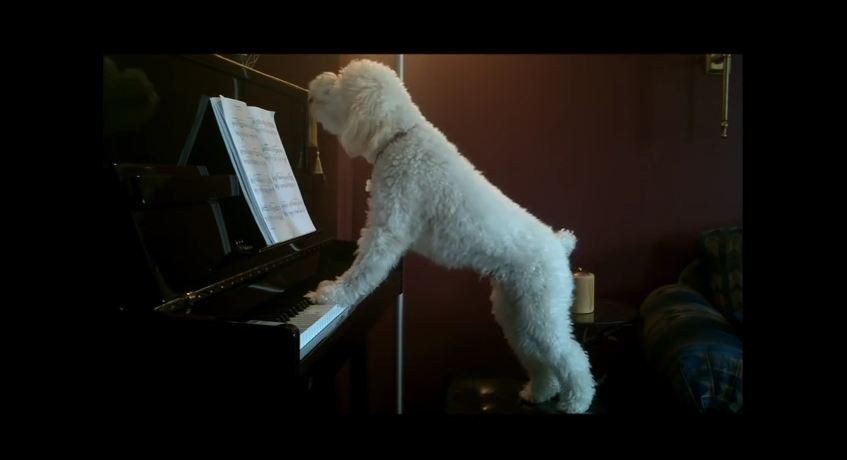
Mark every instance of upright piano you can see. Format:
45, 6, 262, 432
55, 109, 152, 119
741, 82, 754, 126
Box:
99, 54, 401, 412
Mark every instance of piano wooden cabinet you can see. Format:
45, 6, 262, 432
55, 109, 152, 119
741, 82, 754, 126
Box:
101, 54, 401, 413
108, 247, 401, 413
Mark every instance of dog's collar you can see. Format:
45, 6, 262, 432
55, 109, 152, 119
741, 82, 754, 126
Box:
373, 125, 416, 163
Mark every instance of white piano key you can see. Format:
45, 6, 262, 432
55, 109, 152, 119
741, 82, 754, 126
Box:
245, 302, 352, 359
288, 303, 349, 358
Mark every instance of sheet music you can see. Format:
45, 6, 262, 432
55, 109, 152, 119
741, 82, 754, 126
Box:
211, 96, 316, 245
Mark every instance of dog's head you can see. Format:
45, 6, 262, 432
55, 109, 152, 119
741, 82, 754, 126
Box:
308, 59, 422, 162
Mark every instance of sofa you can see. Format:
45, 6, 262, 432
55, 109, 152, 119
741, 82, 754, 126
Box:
640, 227, 743, 413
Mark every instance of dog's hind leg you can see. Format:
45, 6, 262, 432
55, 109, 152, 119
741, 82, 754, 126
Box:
521, 328, 595, 412
491, 273, 596, 413
520, 362, 561, 404
490, 282, 560, 404
551, 341, 595, 413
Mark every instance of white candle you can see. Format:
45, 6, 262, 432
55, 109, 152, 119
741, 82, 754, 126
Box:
572, 269, 595, 314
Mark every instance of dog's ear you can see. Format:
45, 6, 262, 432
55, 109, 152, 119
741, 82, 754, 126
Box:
338, 60, 405, 157
308, 71, 346, 134
309, 71, 339, 95
340, 89, 386, 157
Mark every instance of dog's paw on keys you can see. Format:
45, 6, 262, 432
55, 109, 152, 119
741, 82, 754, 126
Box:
303, 290, 323, 304
304, 280, 349, 306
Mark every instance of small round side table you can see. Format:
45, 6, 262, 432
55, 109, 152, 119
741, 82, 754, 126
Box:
572, 298, 638, 345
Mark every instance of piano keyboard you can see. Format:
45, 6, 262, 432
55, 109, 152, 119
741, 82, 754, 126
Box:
247, 298, 350, 359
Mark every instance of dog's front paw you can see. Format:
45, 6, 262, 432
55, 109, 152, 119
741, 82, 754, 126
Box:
304, 279, 350, 306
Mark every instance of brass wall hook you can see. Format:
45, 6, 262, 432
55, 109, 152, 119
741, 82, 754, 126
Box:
706, 54, 732, 138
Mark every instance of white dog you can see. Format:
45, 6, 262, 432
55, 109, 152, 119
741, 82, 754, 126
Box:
305, 59, 595, 413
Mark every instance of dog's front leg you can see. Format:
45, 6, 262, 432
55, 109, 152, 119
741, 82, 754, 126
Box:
305, 225, 410, 306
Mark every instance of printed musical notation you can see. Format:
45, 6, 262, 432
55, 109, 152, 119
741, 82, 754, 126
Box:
262, 200, 309, 219
210, 95, 316, 245
250, 173, 274, 194
261, 143, 286, 162
272, 172, 298, 190
250, 117, 276, 130
280, 200, 309, 218
229, 119, 252, 130
234, 129, 259, 141
238, 145, 264, 166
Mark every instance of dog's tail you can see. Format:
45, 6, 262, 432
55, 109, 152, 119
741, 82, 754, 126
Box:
556, 229, 577, 257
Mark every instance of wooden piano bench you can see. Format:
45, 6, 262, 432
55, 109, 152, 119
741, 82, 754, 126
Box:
446, 378, 606, 414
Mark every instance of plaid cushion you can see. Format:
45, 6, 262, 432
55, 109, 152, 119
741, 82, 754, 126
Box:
641, 285, 743, 413
699, 227, 742, 325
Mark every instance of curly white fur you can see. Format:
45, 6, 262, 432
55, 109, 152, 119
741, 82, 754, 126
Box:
305, 59, 595, 413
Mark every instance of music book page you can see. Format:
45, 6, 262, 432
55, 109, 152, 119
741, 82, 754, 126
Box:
210, 95, 316, 245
